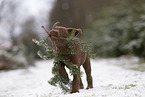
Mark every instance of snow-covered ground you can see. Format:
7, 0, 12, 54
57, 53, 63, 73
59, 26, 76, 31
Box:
0, 57, 145, 97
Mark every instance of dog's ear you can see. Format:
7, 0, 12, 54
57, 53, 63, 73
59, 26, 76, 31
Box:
68, 28, 82, 36
52, 22, 67, 32
52, 22, 60, 29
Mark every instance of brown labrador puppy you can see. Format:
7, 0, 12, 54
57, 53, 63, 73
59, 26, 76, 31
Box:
49, 22, 93, 93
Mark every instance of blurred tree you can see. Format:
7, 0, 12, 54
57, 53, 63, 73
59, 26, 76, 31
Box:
20, 17, 43, 60
83, 0, 145, 60
0, 0, 23, 47
0, 0, 41, 70
48, 0, 113, 29
0, 0, 4, 22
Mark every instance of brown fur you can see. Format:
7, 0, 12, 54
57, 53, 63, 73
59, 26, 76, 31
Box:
49, 22, 93, 93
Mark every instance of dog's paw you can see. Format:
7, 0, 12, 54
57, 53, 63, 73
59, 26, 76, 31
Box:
70, 91, 79, 94
80, 86, 84, 89
86, 86, 93, 90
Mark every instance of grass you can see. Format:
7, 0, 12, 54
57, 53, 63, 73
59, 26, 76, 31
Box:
113, 84, 137, 90
101, 84, 137, 90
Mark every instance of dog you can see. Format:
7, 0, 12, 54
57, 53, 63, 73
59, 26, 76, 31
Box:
49, 22, 93, 93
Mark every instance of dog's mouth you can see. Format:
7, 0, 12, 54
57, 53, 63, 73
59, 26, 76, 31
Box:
49, 29, 68, 42
50, 35, 57, 41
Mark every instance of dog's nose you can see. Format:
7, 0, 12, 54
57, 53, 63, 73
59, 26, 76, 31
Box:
50, 31, 58, 36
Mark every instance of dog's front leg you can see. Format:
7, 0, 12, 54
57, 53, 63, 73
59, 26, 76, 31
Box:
71, 74, 80, 93
58, 61, 69, 84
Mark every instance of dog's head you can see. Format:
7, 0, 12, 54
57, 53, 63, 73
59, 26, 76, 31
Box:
49, 22, 82, 42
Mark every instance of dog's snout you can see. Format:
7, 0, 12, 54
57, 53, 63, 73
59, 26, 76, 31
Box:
50, 31, 58, 36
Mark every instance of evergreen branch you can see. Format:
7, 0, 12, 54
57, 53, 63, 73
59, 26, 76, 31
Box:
32, 38, 49, 49
37, 51, 54, 60
41, 26, 50, 36
41, 26, 56, 51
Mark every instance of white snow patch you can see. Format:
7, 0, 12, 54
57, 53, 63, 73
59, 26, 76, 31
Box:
0, 58, 145, 97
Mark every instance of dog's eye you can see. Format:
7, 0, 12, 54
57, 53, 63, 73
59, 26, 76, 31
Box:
59, 29, 64, 33
68, 29, 72, 33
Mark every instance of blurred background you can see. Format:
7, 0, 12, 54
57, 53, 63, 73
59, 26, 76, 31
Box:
0, 0, 145, 70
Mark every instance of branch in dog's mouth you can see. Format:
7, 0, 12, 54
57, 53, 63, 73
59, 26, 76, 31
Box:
41, 25, 67, 39
41, 26, 51, 37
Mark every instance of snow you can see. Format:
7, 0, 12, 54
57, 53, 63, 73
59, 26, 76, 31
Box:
0, 57, 145, 97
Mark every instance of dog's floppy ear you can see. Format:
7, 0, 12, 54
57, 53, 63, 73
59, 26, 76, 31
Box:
68, 28, 82, 36
52, 22, 60, 29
